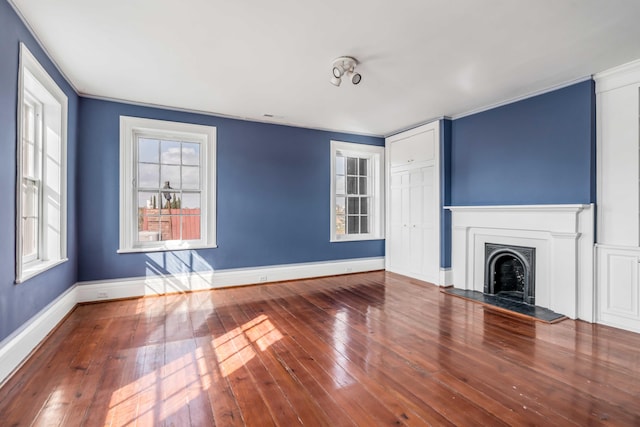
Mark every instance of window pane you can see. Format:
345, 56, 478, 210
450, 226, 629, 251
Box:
360, 197, 368, 215
360, 216, 369, 234
335, 175, 345, 195
181, 192, 200, 210
161, 165, 180, 189
22, 102, 36, 178
347, 176, 358, 194
181, 215, 201, 240
336, 196, 346, 236
138, 191, 160, 210
347, 197, 359, 214
138, 215, 161, 242
137, 192, 160, 242
359, 158, 368, 175
138, 163, 159, 188
336, 156, 345, 175
359, 177, 367, 195
22, 180, 38, 217
158, 216, 180, 241
23, 102, 34, 141
160, 140, 181, 164
22, 178, 39, 260
336, 214, 345, 235
22, 217, 38, 258
22, 140, 35, 178
347, 215, 359, 234
138, 138, 159, 163
182, 166, 200, 190
347, 157, 357, 175
182, 142, 200, 166
161, 191, 179, 209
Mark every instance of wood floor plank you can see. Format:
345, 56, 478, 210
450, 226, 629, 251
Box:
80, 305, 140, 426
347, 279, 592, 424
0, 311, 90, 425
1, 271, 640, 426
274, 278, 508, 426
378, 277, 640, 424
218, 290, 337, 427
238, 298, 358, 427
187, 293, 244, 427
205, 300, 277, 427
254, 291, 410, 426
212, 292, 306, 427
257, 284, 448, 426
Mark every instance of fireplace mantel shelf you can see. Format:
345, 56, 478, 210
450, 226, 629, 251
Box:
445, 204, 590, 213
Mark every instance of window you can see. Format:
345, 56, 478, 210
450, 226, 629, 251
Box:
330, 140, 384, 241
16, 43, 68, 283
119, 116, 216, 252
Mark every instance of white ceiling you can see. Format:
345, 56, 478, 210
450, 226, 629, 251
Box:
11, 0, 640, 136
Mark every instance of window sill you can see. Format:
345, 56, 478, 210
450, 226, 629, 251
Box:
16, 258, 69, 284
330, 235, 385, 243
117, 243, 218, 254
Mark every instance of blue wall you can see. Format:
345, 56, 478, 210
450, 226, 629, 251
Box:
440, 119, 452, 268
451, 80, 596, 205
0, 1, 79, 342
77, 98, 385, 281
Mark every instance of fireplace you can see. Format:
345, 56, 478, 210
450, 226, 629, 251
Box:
447, 204, 594, 320
484, 243, 535, 305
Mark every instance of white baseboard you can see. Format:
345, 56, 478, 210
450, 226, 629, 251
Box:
0, 284, 77, 386
0, 257, 384, 385
76, 257, 385, 302
439, 268, 453, 286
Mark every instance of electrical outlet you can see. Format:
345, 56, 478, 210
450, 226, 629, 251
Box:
97, 291, 108, 299
346, 267, 353, 273
259, 275, 268, 282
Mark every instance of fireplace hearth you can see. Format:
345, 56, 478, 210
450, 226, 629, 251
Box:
485, 243, 535, 305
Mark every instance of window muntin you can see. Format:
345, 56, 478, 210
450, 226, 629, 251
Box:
16, 43, 68, 283
335, 155, 370, 236
136, 137, 202, 243
21, 95, 41, 262
331, 141, 384, 241
119, 117, 216, 253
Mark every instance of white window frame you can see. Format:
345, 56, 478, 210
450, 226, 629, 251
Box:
119, 116, 217, 253
16, 43, 68, 283
330, 140, 385, 242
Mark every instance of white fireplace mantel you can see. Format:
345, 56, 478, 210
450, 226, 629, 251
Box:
446, 204, 594, 320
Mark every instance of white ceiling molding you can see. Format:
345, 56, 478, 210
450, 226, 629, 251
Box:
10, 0, 640, 136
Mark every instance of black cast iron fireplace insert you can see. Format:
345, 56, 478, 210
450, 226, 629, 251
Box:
484, 243, 536, 305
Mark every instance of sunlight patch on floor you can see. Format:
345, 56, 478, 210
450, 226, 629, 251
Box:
213, 314, 283, 377
102, 314, 284, 425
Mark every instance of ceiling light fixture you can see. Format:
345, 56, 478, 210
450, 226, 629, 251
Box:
330, 56, 361, 87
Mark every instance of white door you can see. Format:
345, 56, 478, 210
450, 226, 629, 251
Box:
387, 166, 439, 283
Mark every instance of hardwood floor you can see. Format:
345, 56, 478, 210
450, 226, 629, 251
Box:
1, 271, 639, 426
